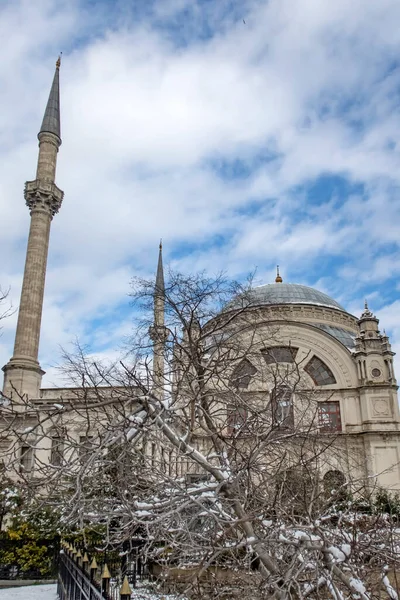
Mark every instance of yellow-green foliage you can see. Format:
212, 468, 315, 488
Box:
0, 523, 54, 575
0, 501, 60, 576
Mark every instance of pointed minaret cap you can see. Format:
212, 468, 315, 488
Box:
275, 265, 283, 283
120, 575, 132, 595
155, 239, 165, 295
39, 56, 61, 141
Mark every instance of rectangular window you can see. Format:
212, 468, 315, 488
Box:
50, 436, 64, 466
20, 445, 34, 473
271, 386, 294, 429
79, 435, 93, 463
318, 401, 342, 432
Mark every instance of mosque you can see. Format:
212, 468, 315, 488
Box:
2, 59, 400, 492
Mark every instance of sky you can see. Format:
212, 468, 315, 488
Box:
1, 0, 400, 385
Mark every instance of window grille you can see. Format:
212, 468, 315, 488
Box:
262, 346, 298, 365
318, 401, 342, 432
305, 356, 336, 386
271, 385, 294, 429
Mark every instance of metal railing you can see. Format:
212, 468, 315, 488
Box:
57, 543, 132, 600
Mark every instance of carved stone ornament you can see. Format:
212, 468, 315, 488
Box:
372, 398, 390, 417
24, 179, 64, 217
260, 304, 358, 329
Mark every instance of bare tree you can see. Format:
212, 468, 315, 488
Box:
1, 272, 399, 599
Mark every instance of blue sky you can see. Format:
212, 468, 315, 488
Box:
1, 0, 400, 384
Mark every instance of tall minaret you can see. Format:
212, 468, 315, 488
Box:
3, 58, 64, 401
149, 242, 168, 398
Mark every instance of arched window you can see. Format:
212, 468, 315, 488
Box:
323, 470, 346, 500
304, 355, 336, 386
271, 385, 294, 429
262, 346, 298, 365
275, 467, 314, 513
230, 359, 257, 390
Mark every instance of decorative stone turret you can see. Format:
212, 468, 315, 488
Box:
354, 301, 399, 432
149, 242, 168, 398
354, 301, 396, 385
2, 58, 64, 402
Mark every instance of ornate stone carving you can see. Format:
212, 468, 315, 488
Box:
372, 398, 391, 417
24, 179, 64, 217
258, 304, 358, 331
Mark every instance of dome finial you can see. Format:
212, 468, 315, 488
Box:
364, 298, 368, 310
275, 265, 283, 283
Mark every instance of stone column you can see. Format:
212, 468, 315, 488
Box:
3, 134, 63, 400
3, 59, 63, 401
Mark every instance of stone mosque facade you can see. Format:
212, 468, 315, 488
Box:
2, 60, 400, 492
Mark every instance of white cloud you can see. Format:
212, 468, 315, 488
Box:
1, 0, 400, 385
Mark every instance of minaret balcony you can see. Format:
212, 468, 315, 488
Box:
24, 179, 64, 217
149, 325, 169, 343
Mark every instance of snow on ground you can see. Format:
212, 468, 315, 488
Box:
0, 583, 183, 600
0, 584, 57, 600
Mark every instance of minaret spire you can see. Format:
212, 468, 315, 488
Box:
3, 59, 64, 401
149, 242, 168, 399
39, 56, 61, 141
155, 240, 165, 297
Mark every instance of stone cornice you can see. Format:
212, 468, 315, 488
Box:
221, 303, 358, 332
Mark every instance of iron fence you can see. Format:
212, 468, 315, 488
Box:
57, 544, 136, 600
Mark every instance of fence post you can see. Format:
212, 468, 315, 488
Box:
82, 552, 89, 572
90, 557, 98, 582
120, 575, 132, 600
101, 563, 111, 597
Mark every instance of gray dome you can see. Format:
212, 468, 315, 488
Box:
231, 283, 345, 312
